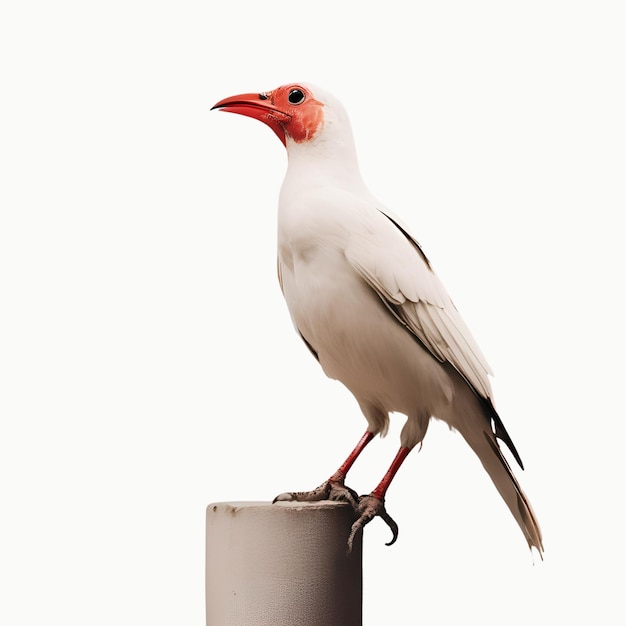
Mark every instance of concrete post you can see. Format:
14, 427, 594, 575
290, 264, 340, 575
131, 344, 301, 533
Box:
206, 501, 362, 626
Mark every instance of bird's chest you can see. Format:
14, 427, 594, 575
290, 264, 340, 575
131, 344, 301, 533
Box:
277, 191, 350, 293
279, 209, 346, 315
277, 221, 381, 364
276, 188, 389, 364
278, 231, 353, 333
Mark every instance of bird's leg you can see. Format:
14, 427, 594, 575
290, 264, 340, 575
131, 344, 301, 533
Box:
328, 429, 375, 486
347, 446, 411, 552
273, 430, 374, 508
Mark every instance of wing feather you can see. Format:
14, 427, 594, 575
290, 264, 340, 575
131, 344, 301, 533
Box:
345, 207, 494, 400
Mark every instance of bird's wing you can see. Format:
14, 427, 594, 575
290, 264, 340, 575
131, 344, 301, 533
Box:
345, 206, 494, 400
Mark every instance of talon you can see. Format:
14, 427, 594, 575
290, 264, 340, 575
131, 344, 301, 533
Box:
272, 482, 330, 503
273, 480, 359, 509
329, 483, 359, 508
347, 520, 363, 554
380, 508, 399, 546
346, 493, 399, 553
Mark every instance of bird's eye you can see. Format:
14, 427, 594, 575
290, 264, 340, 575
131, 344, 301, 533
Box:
288, 88, 306, 105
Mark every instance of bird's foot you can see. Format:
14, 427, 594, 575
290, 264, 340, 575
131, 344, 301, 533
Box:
273, 479, 360, 509
347, 493, 399, 553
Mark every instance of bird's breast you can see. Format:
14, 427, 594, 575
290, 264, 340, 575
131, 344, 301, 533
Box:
276, 187, 394, 372
278, 243, 451, 415
276, 185, 454, 416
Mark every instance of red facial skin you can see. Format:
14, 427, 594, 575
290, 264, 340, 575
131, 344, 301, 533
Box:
212, 84, 324, 146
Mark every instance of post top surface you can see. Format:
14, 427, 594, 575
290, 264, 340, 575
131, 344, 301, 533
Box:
207, 500, 352, 513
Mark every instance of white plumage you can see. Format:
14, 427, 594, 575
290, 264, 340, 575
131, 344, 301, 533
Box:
213, 83, 543, 556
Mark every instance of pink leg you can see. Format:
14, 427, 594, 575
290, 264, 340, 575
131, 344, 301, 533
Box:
273, 430, 375, 507
370, 446, 411, 499
329, 429, 374, 483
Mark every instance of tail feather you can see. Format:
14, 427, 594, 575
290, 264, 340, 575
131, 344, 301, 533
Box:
482, 432, 544, 556
453, 400, 544, 557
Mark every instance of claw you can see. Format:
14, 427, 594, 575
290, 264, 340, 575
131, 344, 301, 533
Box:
273, 480, 360, 509
347, 494, 399, 553
380, 508, 399, 546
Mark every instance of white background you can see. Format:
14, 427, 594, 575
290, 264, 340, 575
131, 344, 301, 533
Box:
1, 1, 625, 624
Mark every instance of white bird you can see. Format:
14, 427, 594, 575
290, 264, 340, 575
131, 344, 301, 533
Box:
212, 83, 543, 557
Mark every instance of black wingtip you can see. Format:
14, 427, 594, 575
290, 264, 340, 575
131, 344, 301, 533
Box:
481, 397, 524, 469
492, 412, 525, 470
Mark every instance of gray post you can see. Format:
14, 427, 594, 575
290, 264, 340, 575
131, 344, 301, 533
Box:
206, 501, 362, 626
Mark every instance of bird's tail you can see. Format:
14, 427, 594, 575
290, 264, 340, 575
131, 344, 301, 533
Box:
455, 404, 544, 558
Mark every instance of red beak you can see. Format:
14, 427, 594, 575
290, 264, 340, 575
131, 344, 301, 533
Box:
211, 92, 291, 146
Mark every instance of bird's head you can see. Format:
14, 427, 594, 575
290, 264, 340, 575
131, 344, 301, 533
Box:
212, 83, 345, 148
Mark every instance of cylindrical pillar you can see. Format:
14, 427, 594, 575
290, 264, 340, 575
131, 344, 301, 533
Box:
206, 500, 362, 626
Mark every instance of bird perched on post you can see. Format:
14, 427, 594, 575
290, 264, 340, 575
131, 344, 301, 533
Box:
212, 83, 543, 557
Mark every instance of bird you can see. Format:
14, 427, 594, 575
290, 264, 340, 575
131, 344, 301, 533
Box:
211, 83, 543, 557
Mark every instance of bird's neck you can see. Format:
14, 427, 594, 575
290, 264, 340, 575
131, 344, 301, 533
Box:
284, 135, 366, 192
